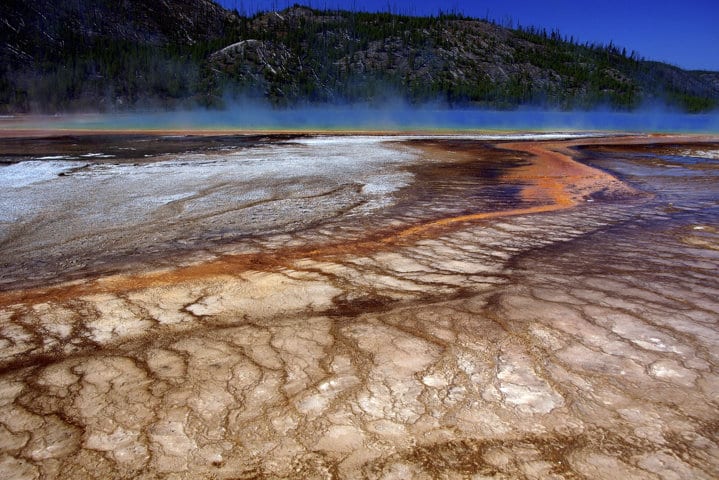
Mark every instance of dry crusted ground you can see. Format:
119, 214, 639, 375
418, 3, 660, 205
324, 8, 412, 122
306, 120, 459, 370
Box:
0, 134, 717, 479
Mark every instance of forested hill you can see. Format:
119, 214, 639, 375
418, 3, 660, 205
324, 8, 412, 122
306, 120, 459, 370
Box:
2, 1, 718, 113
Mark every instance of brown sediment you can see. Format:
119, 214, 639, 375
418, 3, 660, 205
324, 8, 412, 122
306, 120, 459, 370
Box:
1, 134, 718, 479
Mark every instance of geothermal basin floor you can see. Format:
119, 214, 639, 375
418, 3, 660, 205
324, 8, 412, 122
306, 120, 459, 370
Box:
0, 133, 718, 479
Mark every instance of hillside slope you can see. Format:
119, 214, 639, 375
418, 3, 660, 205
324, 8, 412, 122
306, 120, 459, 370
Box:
0, 0, 237, 110
1, 2, 717, 112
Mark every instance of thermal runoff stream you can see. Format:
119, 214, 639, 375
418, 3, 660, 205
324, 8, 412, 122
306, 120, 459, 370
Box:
0, 131, 717, 479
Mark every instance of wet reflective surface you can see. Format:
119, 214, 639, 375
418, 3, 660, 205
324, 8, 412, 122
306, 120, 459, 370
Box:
0, 133, 717, 479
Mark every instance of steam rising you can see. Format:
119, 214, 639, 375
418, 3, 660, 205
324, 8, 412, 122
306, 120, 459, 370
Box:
2, 101, 718, 133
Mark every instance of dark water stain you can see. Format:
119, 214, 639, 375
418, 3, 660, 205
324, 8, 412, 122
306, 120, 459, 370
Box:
393, 139, 534, 215
362, 428, 661, 478
0, 133, 306, 163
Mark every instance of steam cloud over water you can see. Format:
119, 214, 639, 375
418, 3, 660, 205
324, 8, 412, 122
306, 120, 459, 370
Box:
2, 104, 719, 132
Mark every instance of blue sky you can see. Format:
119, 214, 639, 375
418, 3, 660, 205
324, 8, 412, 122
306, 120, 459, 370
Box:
216, 0, 719, 71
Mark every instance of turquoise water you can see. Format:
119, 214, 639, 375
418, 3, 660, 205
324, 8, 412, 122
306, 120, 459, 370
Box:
2, 107, 718, 133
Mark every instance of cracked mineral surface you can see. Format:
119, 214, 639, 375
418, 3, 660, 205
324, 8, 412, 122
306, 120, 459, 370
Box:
0, 132, 717, 479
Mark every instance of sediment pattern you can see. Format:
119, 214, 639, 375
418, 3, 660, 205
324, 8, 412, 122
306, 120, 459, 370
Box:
0, 134, 717, 479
